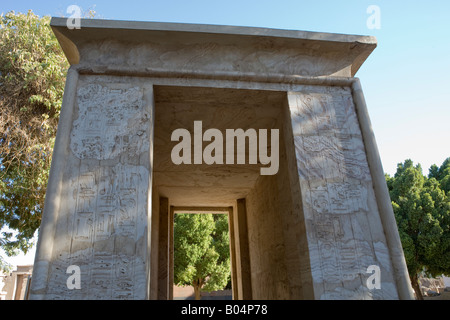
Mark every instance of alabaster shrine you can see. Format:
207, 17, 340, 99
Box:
29, 18, 415, 300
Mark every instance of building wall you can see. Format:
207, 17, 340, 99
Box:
288, 87, 400, 299
1, 265, 33, 300
246, 173, 290, 299
244, 105, 313, 299
31, 74, 154, 299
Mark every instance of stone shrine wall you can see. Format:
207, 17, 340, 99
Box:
42, 77, 154, 299
288, 87, 398, 299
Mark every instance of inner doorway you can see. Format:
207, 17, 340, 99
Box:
172, 207, 233, 300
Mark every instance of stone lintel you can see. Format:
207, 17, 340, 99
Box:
50, 17, 376, 78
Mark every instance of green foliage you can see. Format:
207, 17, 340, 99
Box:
387, 158, 450, 298
0, 10, 69, 267
0, 238, 13, 273
174, 214, 231, 296
428, 157, 450, 194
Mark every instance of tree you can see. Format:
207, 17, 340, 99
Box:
387, 159, 450, 299
174, 213, 231, 300
0, 10, 69, 271
428, 157, 450, 194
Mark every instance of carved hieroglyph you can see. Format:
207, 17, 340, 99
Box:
71, 84, 150, 160
289, 87, 398, 299
45, 81, 151, 299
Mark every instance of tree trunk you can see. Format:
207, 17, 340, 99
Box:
193, 284, 201, 300
193, 279, 203, 300
411, 274, 424, 300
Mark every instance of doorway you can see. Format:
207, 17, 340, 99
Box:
149, 85, 313, 299
171, 208, 233, 300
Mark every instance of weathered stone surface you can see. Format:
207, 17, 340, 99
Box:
50, 18, 376, 78
288, 88, 399, 299
71, 84, 149, 160
34, 76, 154, 300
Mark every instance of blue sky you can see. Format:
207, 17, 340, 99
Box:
1, 1, 449, 265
